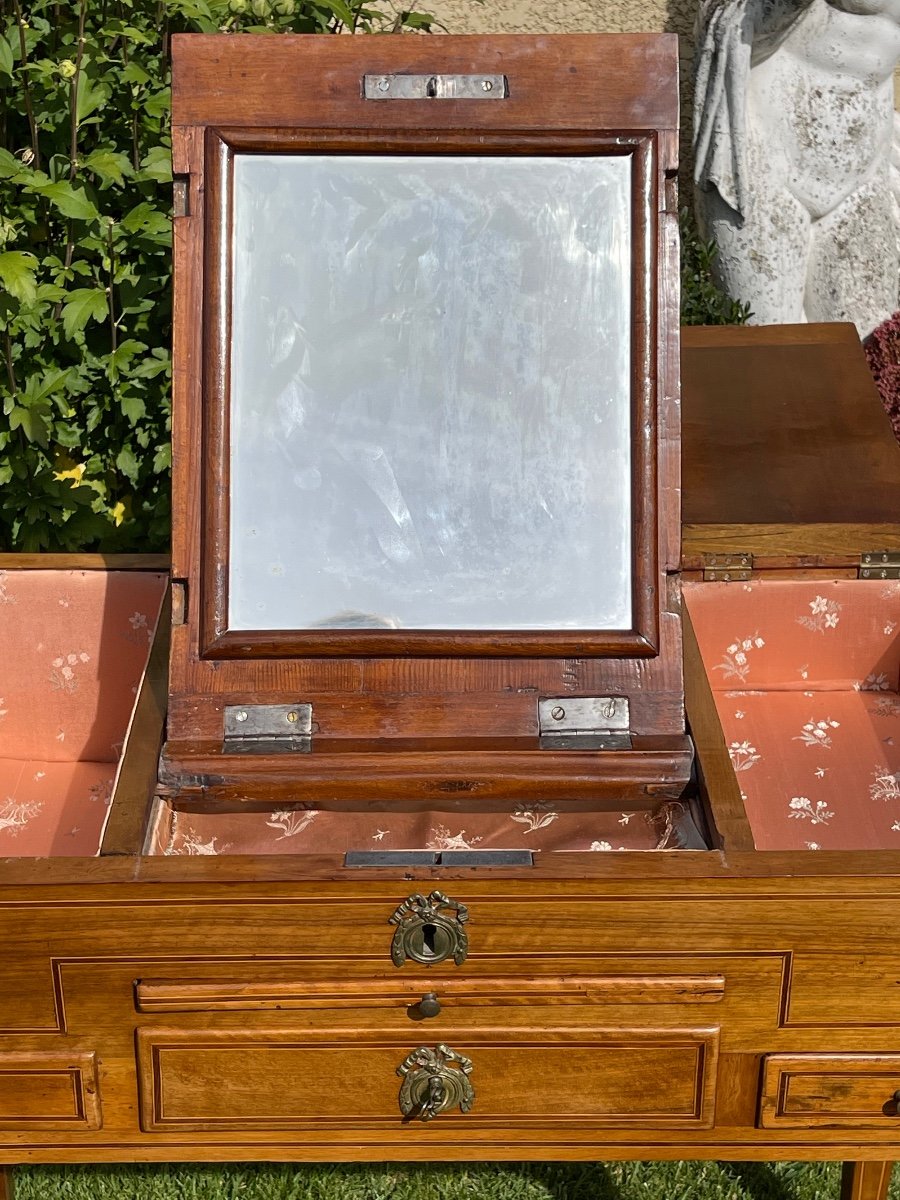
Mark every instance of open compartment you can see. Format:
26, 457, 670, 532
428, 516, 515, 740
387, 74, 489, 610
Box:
680, 322, 900, 854
143, 793, 708, 858
0, 561, 166, 857
685, 577, 900, 850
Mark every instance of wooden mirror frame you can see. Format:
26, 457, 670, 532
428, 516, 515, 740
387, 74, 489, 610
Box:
199, 126, 659, 659
170, 35, 677, 662
168, 34, 683, 757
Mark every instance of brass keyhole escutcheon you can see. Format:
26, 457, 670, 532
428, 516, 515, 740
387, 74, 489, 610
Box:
397, 1044, 475, 1122
389, 891, 469, 967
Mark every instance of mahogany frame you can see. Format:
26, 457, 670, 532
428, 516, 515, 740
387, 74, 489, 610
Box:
198, 125, 660, 659
165, 33, 685, 760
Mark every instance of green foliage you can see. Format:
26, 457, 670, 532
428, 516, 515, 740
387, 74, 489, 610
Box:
680, 207, 752, 327
0, 0, 433, 552
16, 1159, 900, 1200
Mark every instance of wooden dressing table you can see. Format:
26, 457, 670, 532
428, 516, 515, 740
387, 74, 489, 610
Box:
1, 34, 899, 1200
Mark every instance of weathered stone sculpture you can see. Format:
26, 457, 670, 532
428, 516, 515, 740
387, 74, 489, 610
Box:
693, 0, 900, 335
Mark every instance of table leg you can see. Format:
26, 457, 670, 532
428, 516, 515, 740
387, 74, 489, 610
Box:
0, 1166, 14, 1200
841, 1162, 894, 1200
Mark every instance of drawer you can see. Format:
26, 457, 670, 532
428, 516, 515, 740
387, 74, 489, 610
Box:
134, 971, 726, 1016
0, 1051, 101, 1131
137, 1025, 719, 1133
760, 1054, 900, 1129
785, 954, 900, 1028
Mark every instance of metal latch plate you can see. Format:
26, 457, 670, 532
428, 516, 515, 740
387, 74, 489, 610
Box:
860, 551, 900, 580
538, 696, 631, 750
702, 552, 752, 582
223, 703, 312, 754
364, 74, 508, 100
344, 850, 534, 868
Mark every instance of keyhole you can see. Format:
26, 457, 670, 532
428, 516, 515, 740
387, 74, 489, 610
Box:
422, 923, 438, 957
425, 76, 437, 98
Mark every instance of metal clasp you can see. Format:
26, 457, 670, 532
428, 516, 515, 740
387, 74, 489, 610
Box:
364, 74, 508, 100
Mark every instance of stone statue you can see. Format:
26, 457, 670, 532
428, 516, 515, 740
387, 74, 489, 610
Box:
693, 0, 900, 335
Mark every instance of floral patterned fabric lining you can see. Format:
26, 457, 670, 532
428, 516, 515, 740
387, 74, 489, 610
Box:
148, 801, 698, 857
684, 579, 900, 850
0, 758, 116, 856
0, 569, 166, 857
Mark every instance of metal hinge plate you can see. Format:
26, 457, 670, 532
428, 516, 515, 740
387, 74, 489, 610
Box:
702, 552, 753, 582
859, 551, 900, 580
345, 850, 534, 869
173, 176, 190, 218
223, 703, 312, 754
538, 696, 631, 750
364, 73, 508, 100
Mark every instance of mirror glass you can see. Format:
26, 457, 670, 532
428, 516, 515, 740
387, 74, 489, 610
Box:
228, 153, 632, 631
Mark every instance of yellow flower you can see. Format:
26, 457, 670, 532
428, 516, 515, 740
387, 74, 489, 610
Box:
53, 454, 85, 484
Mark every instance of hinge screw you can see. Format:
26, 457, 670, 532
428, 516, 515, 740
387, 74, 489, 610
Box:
550, 705, 566, 721
378, 78, 390, 92
481, 79, 493, 91
286, 710, 298, 723
235, 710, 248, 723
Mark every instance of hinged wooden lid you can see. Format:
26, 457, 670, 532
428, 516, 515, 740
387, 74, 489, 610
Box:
681, 323, 900, 574
164, 33, 691, 800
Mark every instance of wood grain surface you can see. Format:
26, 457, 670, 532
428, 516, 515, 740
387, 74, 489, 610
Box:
0, 554, 168, 570
134, 973, 726, 1013
165, 32, 687, 781
171, 34, 680, 147
681, 323, 900, 536
761, 1055, 900, 1129
681, 604, 755, 852
841, 1161, 895, 1200
100, 590, 171, 856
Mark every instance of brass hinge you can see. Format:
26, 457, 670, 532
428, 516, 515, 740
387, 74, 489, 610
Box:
170, 581, 187, 627
223, 703, 312, 754
538, 696, 631, 750
702, 552, 752, 582
859, 551, 900, 580
173, 176, 190, 218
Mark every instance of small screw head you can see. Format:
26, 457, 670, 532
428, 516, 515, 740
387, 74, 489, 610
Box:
550, 705, 565, 721
481, 79, 493, 91
286, 710, 298, 723
378, 78, 390, 92
235, 710, 248, 722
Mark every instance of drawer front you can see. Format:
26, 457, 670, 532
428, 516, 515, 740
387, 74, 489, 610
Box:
126, 954, 783, 1046
0, 1051, 101, 1131
137, 1026, 719, 1133
786, 954, 900, 1028
760, 1054, 900, 1129
135, 971, 726, 1015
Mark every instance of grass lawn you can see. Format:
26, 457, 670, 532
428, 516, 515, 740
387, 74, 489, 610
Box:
12, 1160, 900, 1200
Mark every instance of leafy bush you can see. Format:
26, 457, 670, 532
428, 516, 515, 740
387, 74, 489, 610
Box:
1, 11, 746, 552
680, 207, 752, 327
0, 0, 432, 552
